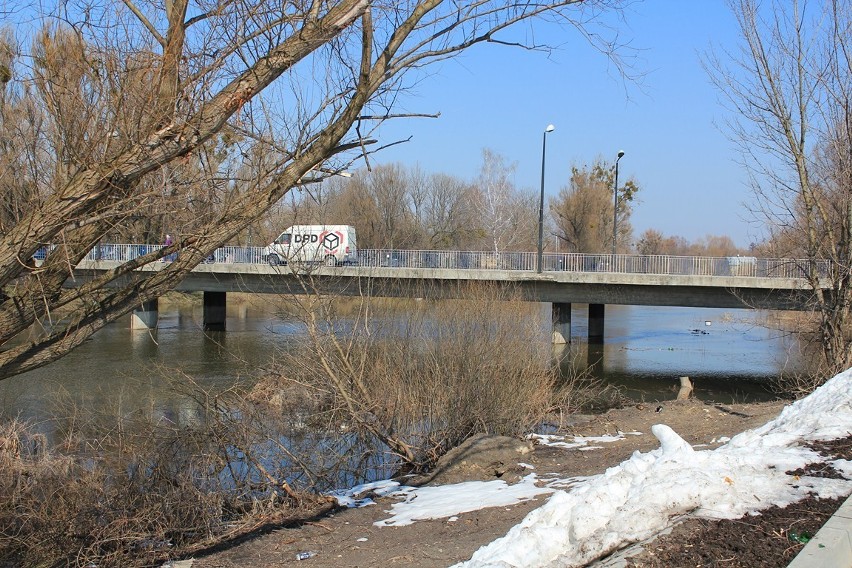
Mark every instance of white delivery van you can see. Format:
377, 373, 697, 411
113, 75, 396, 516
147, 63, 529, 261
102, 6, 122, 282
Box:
263, 225, 357, 266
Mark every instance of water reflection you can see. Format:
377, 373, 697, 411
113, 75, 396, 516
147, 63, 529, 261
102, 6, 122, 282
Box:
1, 301, 804, 427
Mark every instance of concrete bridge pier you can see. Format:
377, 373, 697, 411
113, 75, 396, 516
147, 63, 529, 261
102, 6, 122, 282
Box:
551, 302, 571, 344
588, 303, 605, 343
203, 291, 226, 331
131, 299, 159, 330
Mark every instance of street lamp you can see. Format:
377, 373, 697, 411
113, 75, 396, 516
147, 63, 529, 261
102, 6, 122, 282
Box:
612, 150, 625, 256
537, 124, 555, 273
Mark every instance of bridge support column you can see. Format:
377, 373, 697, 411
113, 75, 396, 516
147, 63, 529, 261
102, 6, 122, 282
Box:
131, 299, 158, 330
203, 292, 226, 331
588, 303, 605, 343
551, 303, 571, 344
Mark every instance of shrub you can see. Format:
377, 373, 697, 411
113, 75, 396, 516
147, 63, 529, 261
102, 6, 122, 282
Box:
254, 282, 565, 477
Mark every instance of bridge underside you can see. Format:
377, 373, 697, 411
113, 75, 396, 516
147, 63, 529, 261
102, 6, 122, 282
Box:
163, 272, 817, 312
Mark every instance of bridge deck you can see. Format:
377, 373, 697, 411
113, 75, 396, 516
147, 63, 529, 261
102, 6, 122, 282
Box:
73, 254, 823, 311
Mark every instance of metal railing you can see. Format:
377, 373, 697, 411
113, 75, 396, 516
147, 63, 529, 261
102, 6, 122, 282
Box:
355, 250, 826, 279
39, 243, 827, 279
78, 244, 267, 265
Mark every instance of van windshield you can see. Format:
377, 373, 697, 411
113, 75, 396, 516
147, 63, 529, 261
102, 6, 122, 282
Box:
275, 233, 291, 245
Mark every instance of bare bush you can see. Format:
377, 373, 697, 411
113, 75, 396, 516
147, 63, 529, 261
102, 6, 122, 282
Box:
0, 380, 333, 567
251, 283, 566, 478
0, 286, 617, 565
0, 414, 216, 566
550, 348, 627, 417
756, 310, 837, 399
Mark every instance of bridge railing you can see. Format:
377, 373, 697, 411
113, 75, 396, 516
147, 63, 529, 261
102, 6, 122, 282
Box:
603, 254, 826, 279
63, 243, 829, 279
544, 253, 826, 279
354, 250, 826, 279
356, 249, 541, 270
80, 244, 267, 264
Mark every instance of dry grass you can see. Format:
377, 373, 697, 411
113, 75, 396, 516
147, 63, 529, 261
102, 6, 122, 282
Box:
0, 383, 329, 567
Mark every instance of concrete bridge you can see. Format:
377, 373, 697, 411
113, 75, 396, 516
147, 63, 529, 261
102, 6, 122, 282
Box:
67, 245, 827, 344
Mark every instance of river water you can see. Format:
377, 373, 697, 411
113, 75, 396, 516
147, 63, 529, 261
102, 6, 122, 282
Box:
0, 300, 805, 428
562, 304, 803, 402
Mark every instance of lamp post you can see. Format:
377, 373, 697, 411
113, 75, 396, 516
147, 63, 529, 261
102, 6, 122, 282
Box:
537, 124, 555, 273
612, 150, 625, 256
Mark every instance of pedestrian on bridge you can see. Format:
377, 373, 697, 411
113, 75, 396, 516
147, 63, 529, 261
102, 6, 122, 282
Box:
163, 234, 175, 262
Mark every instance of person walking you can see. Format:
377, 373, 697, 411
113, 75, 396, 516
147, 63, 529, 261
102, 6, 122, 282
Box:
163, 234, 175, 261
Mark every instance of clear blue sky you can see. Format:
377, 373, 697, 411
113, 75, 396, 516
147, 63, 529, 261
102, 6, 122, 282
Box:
6, 2, 757, 246
371, 2, 759, 248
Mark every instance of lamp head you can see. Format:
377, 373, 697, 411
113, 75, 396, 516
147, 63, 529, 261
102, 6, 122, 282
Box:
617, 150, 625, 159
545, 124, 555, 133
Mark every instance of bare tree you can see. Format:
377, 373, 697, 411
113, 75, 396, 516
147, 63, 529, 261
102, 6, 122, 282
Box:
363, 163, 420, 248
476, 148, 520, 254
635, 228, 664, 255
328, 163, 418, 248
0, 33, 47, 237
0, 0, 628, 381
471, 148, 541, 253
707, 0, 852, 377
267, 164, 479, 249
635, 229, 743, 256
421, 172, 480, 248
692, 234, 742, 256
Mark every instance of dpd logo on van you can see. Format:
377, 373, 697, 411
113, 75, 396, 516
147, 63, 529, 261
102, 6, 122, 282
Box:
320, 231, 342, 252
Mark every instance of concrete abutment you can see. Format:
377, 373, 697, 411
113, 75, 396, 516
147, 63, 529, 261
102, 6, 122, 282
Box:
131, 299, 159, 330
551, 302, 571, 344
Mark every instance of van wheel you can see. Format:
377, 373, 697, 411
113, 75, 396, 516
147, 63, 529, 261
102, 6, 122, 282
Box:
324, 255, 337, 267
268, 254, 280, 266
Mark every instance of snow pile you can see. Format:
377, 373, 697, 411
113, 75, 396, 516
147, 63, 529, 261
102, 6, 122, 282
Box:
374, 474, 554, 527
530, 431, 642, 451
329, 479, 404, 508
330, 370, 852, 567
455, 369, 852, 567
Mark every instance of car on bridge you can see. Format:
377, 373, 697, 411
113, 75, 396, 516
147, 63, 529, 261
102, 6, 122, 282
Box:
263, 225, 358, 267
